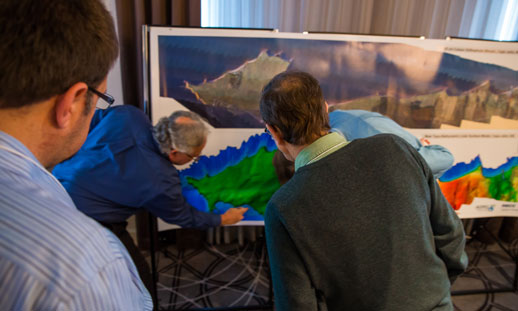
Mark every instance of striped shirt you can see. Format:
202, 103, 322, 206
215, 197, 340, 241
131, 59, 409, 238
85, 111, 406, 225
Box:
0, 131, 153, 310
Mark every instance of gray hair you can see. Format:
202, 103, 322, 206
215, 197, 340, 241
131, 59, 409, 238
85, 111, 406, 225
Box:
153, 111, 209, 156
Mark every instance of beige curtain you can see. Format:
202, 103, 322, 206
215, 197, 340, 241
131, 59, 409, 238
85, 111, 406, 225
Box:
205, 0, 516, 40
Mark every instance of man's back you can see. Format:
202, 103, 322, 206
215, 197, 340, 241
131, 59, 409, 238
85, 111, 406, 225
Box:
265, 134, 467, 310
0, 132, 152, 310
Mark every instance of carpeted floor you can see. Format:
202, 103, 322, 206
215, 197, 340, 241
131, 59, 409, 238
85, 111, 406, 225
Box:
156, 239, 272, 310
154, 233, 518, 310
451, 238, 518, 311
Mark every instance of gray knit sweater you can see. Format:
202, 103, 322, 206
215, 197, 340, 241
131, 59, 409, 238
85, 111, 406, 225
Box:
265, 134, 468, 311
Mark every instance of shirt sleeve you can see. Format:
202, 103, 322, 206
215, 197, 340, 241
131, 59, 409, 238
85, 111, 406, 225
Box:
69, 229, 153, 310
143, 164, 221, 229
414, 145, 468, 283
428, 177, 469, 283
0, 237, 153, 311
70, 254, 154, 311
416, 145, 455, 179
330, 110, 455, 179
365, 114, 455, 178
265, 202, 319, 311
396, 136, 467, 283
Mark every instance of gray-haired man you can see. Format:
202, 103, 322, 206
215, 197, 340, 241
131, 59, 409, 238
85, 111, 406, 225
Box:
53, 105, 247, 294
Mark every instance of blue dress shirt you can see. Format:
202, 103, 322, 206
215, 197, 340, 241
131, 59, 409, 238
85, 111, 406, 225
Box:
53, 105, 221, 228
0, 131, 152, 310
329, 110, 454, 178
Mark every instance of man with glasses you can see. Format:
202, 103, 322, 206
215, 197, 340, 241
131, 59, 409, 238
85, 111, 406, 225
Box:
88, 86, 116, 109
53, 105, 248, 294
0, 0, 152, 310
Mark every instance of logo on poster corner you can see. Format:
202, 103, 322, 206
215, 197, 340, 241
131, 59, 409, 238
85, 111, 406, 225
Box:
476, 205, 494, 212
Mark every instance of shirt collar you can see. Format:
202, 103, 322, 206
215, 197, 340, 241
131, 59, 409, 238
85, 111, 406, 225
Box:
0, 130, 40, 163
294, 132, 348, 171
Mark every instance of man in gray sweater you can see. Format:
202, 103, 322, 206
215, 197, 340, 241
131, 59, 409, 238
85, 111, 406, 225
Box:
260, 71, 468, 311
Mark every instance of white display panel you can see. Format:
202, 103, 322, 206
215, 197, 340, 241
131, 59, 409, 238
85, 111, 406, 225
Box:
145, 27, 518, 229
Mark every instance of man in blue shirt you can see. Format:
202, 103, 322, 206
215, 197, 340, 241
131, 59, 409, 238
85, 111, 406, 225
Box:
273, 109, 455, 185
53, 105, 248, 293
0, 1, 152, 309
329, 109, 454, 179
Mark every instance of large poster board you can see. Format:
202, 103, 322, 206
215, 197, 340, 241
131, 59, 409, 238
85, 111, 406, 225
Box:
146, 27, 518, 229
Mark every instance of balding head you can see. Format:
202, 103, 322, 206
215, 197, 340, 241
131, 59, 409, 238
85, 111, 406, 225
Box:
260, 71, 330, 146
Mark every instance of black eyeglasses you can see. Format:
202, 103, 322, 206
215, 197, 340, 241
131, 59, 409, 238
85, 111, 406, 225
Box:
184, 152, 200, 163
88, 86, 115, 109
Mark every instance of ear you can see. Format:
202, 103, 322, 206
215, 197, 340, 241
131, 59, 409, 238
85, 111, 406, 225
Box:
266, 124, 286, 147
168, 149, 183, 164
325, 101, 329, 113
55, 82, 88, 129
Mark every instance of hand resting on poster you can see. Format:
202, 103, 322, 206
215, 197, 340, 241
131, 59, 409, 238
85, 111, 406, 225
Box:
221, 207, 249, 225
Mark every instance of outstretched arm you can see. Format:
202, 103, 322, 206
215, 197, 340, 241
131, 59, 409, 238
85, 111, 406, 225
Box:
416, 143, 455, 179
220, 207, 248, 225
421, 151, 468, 282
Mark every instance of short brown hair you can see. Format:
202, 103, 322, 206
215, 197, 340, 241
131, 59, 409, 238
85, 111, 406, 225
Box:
0, 0, 119, 108
260, 71, 330, 145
